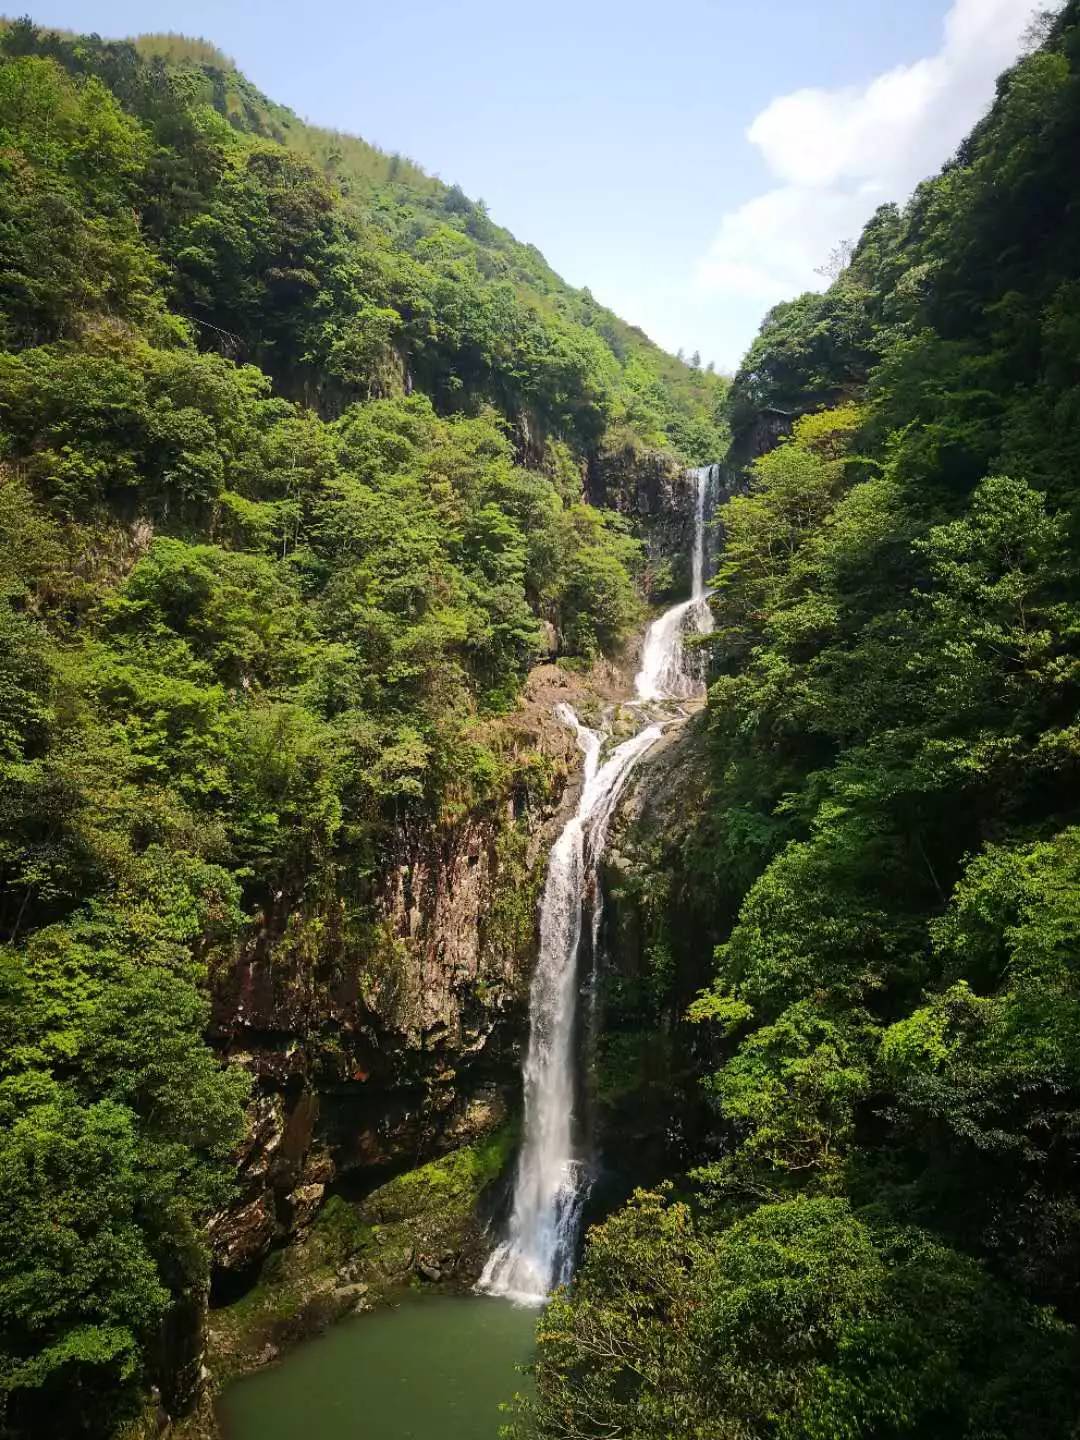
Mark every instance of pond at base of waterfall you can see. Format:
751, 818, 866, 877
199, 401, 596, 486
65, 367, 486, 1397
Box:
217, 1293, 537, 1440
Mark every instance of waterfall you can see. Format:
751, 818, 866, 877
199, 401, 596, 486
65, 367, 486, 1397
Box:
477, 466, 714, 1304
635, 466, 715, 702
475, 713, 663, 1302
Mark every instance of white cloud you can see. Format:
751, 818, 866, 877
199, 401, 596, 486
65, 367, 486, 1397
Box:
696, 0, 1052, 357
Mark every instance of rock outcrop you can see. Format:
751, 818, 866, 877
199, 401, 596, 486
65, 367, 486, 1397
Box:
586, 437, 700, 601
723, 404, 795, 485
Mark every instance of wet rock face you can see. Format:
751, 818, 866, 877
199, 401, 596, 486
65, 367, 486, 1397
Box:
588, 717, 721, 1195
204, 1123, 518, 1392
382, 813, 527, 1046
209, 1193, 277, 1274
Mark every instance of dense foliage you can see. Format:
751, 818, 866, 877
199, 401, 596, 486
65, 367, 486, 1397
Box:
527, 6, 1080, 1437
0, 18, 726, 1436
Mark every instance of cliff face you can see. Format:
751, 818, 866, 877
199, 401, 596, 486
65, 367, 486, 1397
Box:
589, 715, 722, 1194
204, 662, 624, 1283
586, 440, 700, 600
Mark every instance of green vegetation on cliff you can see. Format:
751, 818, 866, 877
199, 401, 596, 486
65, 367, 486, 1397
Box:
0, 17, 725, 1436
527, 6, 1080, 1438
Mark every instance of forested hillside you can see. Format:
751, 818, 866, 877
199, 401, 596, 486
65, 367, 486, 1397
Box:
0, 17, 726, 1436
528, 5, 1080, 1437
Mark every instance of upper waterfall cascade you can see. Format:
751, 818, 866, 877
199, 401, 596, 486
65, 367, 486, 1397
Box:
478, 466, 716, 1303
634, 462, 715, 701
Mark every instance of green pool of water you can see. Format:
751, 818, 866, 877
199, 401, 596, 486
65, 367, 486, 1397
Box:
218, 1292, 538, 1440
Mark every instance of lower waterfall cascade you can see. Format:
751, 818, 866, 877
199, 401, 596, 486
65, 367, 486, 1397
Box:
477, 466, 717, 1303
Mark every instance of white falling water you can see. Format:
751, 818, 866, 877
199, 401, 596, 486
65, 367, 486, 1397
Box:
476, 713, 663, 1302
635, 466, 715, 702
477, 466, 714, 1304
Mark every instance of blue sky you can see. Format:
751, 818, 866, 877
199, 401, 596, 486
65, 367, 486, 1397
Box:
25, 0, 1046, 369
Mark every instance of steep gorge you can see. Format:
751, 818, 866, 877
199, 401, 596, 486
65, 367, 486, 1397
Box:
0, 21, 731, 1439
13, 8, 1080, 1438
193, 470, 718, 1383
192, 465, 721, 1440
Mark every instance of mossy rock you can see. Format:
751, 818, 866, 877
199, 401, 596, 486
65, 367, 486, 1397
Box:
205, 1125, 518, 1387
359, 1125, 517, 1227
